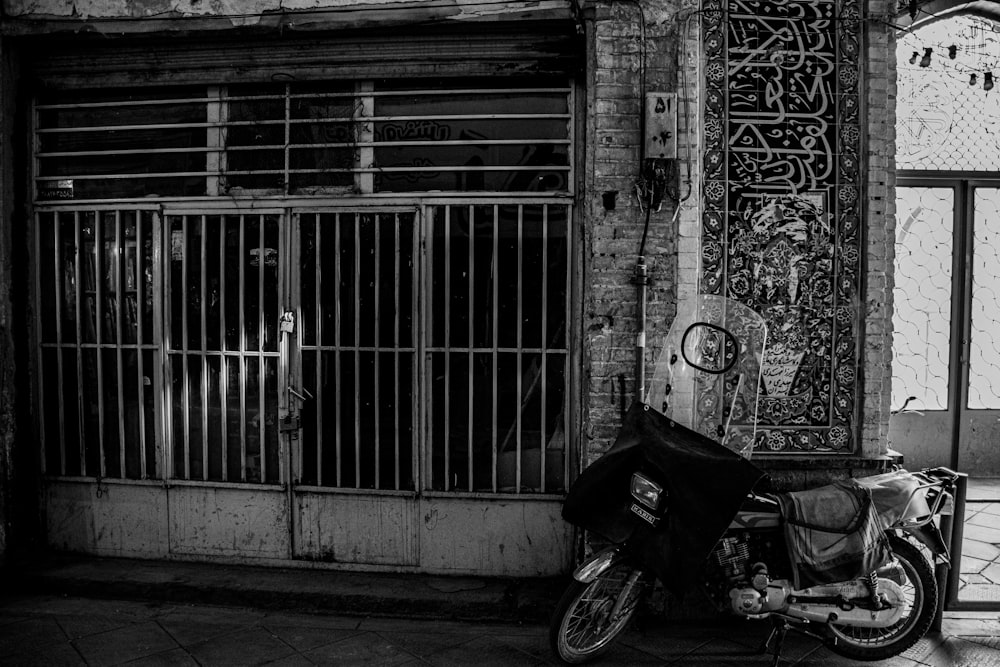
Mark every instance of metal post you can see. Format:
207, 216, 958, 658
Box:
634, 257, 648, 402
932, 471, 967, 630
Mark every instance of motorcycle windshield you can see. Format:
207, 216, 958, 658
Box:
646, 294, 768, 457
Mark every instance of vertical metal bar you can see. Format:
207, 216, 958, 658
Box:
137, 214, 148, 480
354, 213, 361, 487
116, 211, 127, 478
201, 216, 210, 480
374, 213, 381, 488
95, 213, 107, 479
219, 216, 228, 482
413, 209, 424, 494
35, 214, 48, 475
356, 82, 375, 194
394, 213, 401, 490
946, 473, 969, 610
334, 213, 342, 487
564, 204, 572, 491
181, 216, 191, 480
315, 216, 324, 486
74, 213, 85, 475
954, 184, 974, 469
567, 83, 576, 194
467, 205, 475, 491
206, 86, 222, 196
540, 204, 549, 493
423, 208, 434, 491
152, 212, 166, 481
284, 84, 291, 196
53, 215, 67, 475
443, 206, 451, 490
258, 215, 266, 483
238, 215, 248, 482
515, 205, 524, 492
491, 204, 499, 492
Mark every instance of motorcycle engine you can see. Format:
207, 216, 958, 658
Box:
708, 532, 792, 617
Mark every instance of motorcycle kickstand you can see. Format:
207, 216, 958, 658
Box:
758, 617, 789, 667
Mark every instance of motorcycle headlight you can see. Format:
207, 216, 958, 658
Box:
631, 473, 664, 510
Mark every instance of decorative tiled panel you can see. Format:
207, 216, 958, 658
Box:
702, 0, 863, 454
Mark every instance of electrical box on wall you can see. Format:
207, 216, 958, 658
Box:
644, 92, 677, 159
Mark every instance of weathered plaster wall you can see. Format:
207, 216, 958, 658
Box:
0, 36, 16, 560
2, 0, 574, 29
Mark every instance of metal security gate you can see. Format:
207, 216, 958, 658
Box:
30, 67, 577, 574
35, 202, 574, 573
286, 203, 572, 570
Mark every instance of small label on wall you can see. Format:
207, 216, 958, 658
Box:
644, 93, 677, 159
38, 179, 74, 199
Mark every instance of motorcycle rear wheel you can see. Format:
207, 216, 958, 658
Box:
549, 562, 647, 664
826, 535, 937, 662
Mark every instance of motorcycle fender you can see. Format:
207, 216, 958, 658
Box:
573, 546, 625, 584
901, 524, 950, 564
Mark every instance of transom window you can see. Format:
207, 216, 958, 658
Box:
34, 79, 573, 201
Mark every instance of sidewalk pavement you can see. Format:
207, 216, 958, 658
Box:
1, 555, 999, 666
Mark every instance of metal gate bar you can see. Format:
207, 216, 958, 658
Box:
164, 212, 280, 484
297, 211, 418, 491
425, 202, 570, 494
36, 208, 159, 480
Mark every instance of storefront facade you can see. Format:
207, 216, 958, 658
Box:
0, 0, 908, 573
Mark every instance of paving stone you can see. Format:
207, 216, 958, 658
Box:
967, 512, 1000, 530
921, 637, 1000, 666
264, 622, 360, 653
185, 627, 297, 666
125, 647, 200, 666
979, 503, 1000, 516
0, 616, 67, 657
4, 640, 87, 666
155, 616, 252, 647
961, 554, 990, 574
959, 537, 1000, 561
373, 630, 479, 660
983, 561, 1000, 584
304, 631, 421, 666
957, 582, 1000, 602
73, 620, 180, 666
961, 522, 1000, 545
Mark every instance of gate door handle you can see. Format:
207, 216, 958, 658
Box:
288, 386, 313, 403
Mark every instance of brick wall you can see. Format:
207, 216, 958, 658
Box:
582, 1, 683, 464
863, 0, 897, 458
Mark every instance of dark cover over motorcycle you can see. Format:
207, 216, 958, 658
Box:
550, 296, 958, 664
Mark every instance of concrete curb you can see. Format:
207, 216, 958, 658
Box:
4, 554, 569, 625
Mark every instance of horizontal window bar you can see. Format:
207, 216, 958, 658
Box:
34, 89, 572, 111
38, 165, 572, 181
38, 138, 571, 158
38, 114, 570, 134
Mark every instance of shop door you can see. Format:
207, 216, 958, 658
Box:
892, 182, 1000, 475
287, 209, 421, 566
161, 210, 291, 558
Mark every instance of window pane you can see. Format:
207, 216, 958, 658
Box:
893, 187, 953, 411
970, 189, 1000, 408
897, 15, 1000, 171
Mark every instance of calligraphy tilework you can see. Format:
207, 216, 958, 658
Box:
702, 0, 862, 453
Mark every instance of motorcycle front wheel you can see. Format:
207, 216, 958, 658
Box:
549, 561, 647, 664
827, 535, 938, 662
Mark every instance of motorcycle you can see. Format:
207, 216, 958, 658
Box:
550, 295, 959, 664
